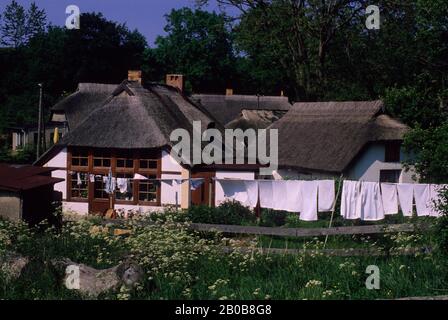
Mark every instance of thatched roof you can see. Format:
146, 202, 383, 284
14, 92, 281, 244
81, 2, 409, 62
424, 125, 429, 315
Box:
59, 81, 218, 150
269, 100, 410, 173
226, 109, 288, 130
52, 83, 118, 130
192, 94, 291, 126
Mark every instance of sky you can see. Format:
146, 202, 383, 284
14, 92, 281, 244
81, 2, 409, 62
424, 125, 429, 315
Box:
0, 0, 235, 45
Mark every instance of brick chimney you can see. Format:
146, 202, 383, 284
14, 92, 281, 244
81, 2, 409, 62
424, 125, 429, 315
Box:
226, 88, 234, 96
166, 74, 184, 92
128, 70, 142, 83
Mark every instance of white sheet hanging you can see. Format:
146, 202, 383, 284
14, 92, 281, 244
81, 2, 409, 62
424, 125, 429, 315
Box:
318, 180, 335, 212
341, 180, 361, 220
285, 180, 301, 213
414, 184, 431, 217
272, 181, 288, 211
299, 181, 318, 221
216, 180, 248, 206
397, 184, 414, 217
381, 183, 398, 215
244, 181, 259, 208
357, 182, 385, 221
259, 180, 274, 209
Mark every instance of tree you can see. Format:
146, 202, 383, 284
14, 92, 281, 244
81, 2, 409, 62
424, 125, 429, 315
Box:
150, 8, 236, 93
0, 1, 46, 48
0, 0, 27, 48
26, 2, 47, 39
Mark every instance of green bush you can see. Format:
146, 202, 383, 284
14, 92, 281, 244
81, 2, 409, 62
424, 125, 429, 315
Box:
260, 209, 287, 227
435, 187, 448, 255
186, 201, 256, 225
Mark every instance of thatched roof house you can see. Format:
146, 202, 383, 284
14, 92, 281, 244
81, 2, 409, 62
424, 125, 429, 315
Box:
226, 109, 288, 130
270, 100, 412, 182
192, 94, 291, 126
36, 73, 259, 216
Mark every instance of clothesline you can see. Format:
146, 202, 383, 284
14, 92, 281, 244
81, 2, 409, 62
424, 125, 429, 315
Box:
215, 178, 447, 222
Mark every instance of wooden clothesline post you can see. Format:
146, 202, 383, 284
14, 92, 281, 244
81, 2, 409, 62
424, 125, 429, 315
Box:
324, 174, 344, 249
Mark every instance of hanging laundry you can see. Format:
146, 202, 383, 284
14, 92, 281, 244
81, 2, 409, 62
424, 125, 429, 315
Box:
191, 178, 205, 191
89, 174, 95, 183
341, 180, 361, 220
414, 184, 431, 217
284, 180, 301, 213
117, 178, 128, 194
318, 180, 335, 212
77, 172, 82, 186
272, 181, 288, 211
299, 181, 318, 221
356, 182, 384, 221
133, 173, 148, 180
397, 184, 414, 217
216, 180, 248, 207
244, 181, 259, 209
104, 169, 115, 194
259, 180, 274, 209
380, 183, 399, 215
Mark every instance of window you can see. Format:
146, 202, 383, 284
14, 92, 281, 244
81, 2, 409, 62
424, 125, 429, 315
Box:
71, 149, 88, 167
94, 176, 109, 199
385, 142, 401, 163
93, 151, 111, 168
380, 170, 401, 183
115, 173, 134, 201
138, 175, 158, 203
116, 151, 134, 169
139, 158, 158, 170
70, 172, 88, 199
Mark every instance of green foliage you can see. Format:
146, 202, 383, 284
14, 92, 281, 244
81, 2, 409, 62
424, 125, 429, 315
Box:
403, 123, 448, 183
149, 8, 236, 93
186, 201, 256, 225
0, 0, 47, 48
434, 188, 448, 255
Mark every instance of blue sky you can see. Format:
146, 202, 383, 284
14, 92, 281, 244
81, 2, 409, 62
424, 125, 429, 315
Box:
0, 0, 235, 45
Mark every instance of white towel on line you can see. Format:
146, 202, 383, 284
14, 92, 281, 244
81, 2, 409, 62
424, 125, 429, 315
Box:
341, 180, 361, 220
397, 184, 414, 217
244, 181, 259, 208
285, 180, 301, 213
414, 184, 431, 217
217, 180, 248, 206
259, 181, 274, 209
272, 181, 288, 211
357, 182, 384, 221
299, 181, 318, 221
381, 183, 398, 215
318, 180, 335, 212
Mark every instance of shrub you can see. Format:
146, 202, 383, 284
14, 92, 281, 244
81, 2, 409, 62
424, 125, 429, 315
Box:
260, 209, 287, 227
434, 187, 448, 255
186, 201, 256, 225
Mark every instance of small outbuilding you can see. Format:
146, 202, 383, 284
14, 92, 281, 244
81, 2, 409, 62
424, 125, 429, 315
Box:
0, 164, 64, 225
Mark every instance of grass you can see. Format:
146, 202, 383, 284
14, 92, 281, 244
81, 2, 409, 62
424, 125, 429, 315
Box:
0, 209, 447, 300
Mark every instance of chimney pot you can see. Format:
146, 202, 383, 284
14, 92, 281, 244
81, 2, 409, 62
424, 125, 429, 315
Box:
166, 74, 184, 92
128, 70, 142, 83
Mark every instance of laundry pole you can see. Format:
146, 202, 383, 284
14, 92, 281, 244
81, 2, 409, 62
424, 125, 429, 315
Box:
324, 174, 344, 249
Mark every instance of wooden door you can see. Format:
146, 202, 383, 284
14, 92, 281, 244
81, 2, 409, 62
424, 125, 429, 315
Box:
89, 176, 113, 215
191, 172, 215, 207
